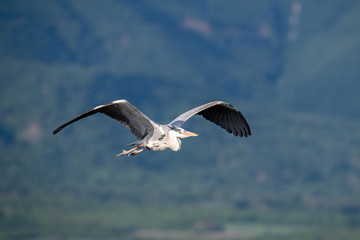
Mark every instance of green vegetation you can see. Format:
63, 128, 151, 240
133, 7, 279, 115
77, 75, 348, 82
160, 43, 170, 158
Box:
1, 0, 360, 239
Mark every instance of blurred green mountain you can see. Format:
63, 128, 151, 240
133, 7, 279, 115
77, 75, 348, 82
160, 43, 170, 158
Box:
1, 0, 360, 239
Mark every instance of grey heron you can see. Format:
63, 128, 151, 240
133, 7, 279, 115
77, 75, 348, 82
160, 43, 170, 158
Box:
53, 100, 251, 156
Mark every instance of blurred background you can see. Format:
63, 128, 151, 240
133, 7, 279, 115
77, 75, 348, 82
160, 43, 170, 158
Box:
1, 0, 360, 239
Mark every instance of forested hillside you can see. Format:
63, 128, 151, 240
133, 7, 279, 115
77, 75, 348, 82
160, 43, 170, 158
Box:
1, 1, 360, 239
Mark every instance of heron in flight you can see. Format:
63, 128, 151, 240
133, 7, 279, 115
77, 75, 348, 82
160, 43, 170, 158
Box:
53, 100, 251, 156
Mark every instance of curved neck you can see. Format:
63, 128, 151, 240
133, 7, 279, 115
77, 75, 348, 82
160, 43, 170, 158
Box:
167, 130, 182, 151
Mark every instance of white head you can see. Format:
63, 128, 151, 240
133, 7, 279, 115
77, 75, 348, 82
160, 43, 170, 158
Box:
166, 127, 198, 151
171, 127, 198, 139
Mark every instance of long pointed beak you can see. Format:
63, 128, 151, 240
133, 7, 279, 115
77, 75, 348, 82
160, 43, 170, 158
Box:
183, 130, 198, 137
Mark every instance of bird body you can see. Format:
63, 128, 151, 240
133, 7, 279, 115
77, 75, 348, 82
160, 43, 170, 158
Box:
143, 125, 180, 151
53, 100, 251, 156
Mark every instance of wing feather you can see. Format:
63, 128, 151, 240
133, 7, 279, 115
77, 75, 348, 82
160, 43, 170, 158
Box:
228, 112, 237, 135
169, 101, 251, 137
53, 100, 156, 139
224, 114, 232, 134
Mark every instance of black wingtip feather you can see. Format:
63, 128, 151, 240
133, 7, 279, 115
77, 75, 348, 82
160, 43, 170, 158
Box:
197, 102, 251, 138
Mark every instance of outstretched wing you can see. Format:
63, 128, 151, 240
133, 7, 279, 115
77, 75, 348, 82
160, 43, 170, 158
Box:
53, 100, 156, 139
169, 101, 251, 137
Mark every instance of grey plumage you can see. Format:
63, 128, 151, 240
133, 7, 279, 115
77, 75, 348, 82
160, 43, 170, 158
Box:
53, 100, 155, 139
170, 101, 251, 137
53, 99, 251, 156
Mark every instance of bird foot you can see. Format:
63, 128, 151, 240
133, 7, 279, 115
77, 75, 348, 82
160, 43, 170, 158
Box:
117, 149, 132, 157
117, 144, 146, 157
128, 148, 145, 156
